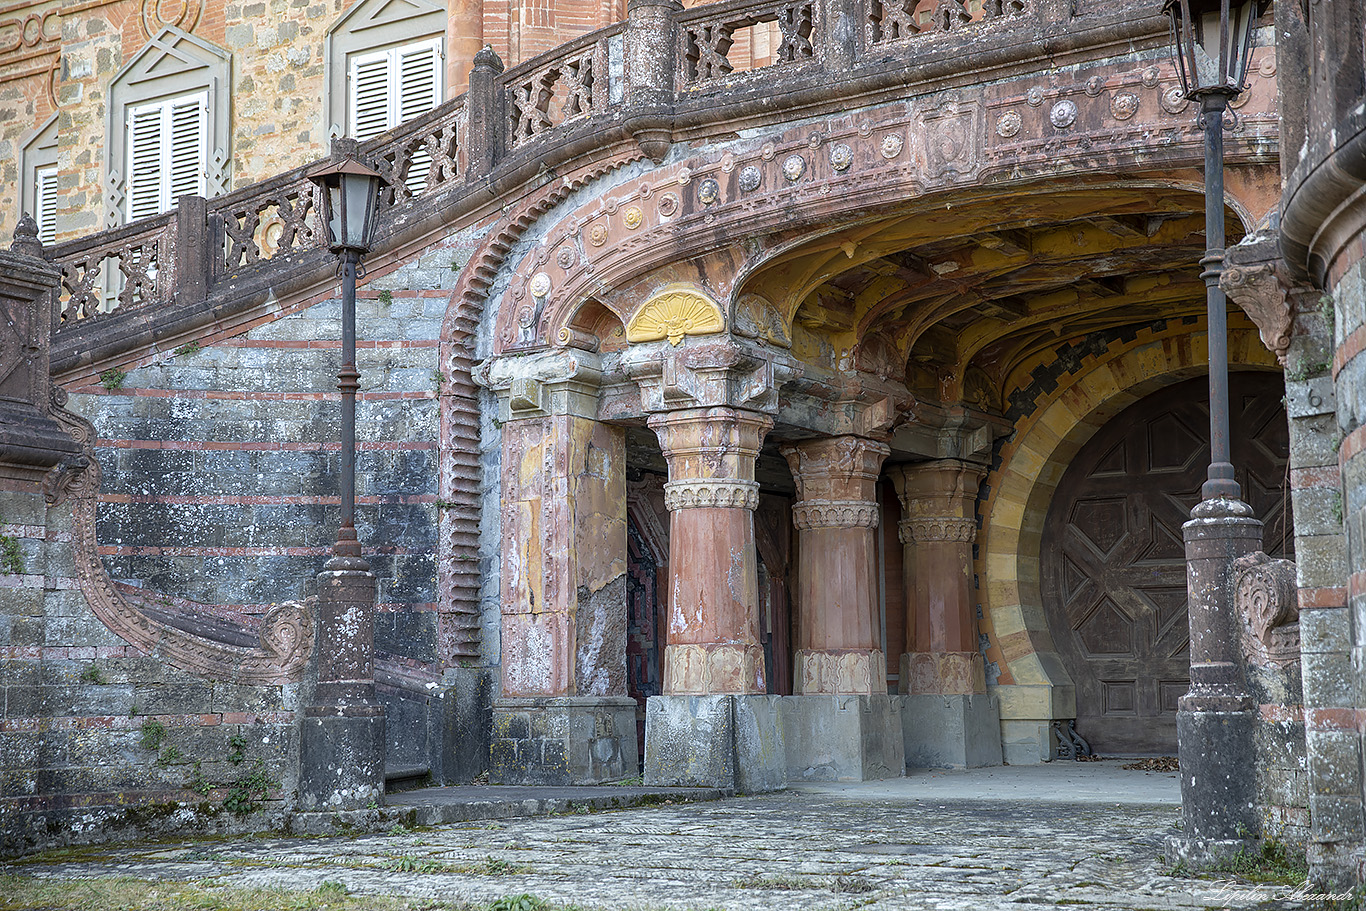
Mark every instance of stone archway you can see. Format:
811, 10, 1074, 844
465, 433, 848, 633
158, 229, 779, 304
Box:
1039, 371, 1291, 754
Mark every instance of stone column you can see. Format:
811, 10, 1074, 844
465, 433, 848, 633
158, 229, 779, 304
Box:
891, 460, 1003, 768
782, 436, 889, 694
642, 406, 785, 791
476, 350, 636, 785
776, 436, 904, 780
1165, 498, 1263, 866
446, 0, 484, 96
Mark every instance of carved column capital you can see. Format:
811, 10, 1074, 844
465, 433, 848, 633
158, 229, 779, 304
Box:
663, 478, 760, 511
792, 499, 879, 529
898, 516, 977, 545
624, 337, 802, 415
647, 406, 773, 491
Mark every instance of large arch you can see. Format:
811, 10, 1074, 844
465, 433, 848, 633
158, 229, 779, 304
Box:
978, 315, 1281, 762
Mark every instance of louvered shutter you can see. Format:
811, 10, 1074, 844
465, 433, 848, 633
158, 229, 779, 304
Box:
169, 93, 208, 207
35, 166, 57, 245
350, 50, 393, 141
396, 38, 441, 193
127, 101, 164, 221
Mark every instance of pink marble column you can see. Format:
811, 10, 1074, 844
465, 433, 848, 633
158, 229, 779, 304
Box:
891, 460, 988, 696
646, 406, 773, 695
781, 436, 890, 695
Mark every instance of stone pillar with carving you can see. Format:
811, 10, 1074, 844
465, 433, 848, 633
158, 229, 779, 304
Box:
619, 305, 801, 792
475, 348, 636, 785
649, 406, 772, 697
890, 459, 1003, 768
776, 435, 905, 780
782, 436, 889, 695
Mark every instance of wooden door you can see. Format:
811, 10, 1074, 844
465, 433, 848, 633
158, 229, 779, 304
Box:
1040, 372, 1291, 754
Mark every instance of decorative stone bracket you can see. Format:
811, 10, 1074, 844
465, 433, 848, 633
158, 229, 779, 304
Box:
622, 337, 802, 414
1232, 550, 1300, 669
1221, 233, 1313, 365
475, 347, 604, 421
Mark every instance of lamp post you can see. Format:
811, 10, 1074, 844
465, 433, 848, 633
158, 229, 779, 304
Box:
297, 144, 390, 812
1165, 0, 1261, 502
1163, 0, 1267, 868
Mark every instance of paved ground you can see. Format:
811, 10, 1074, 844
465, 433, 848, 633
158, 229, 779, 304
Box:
6, 762, 1331, 910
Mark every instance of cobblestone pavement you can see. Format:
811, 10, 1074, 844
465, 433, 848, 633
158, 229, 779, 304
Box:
10, 764, 1320, 910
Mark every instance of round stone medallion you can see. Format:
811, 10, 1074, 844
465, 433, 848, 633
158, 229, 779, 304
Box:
830, 144, 853, 171
738, 165, 762, 192
588, 223, 608, 247
624, 206, 643, 229
698, 178, 720, 205
880, 133, 904, 159
1110, 91, 1139, 121
996, 110, 1022, 138
530, 272, 551, 298
1049, 99, 1078, 129
782, 154, 806, 181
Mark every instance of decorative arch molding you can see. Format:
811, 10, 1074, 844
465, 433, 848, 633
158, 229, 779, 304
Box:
489, 67, 1279, 357
50, 398, 312, 685
975, 314, 1279, 754
433, 147, 644, 661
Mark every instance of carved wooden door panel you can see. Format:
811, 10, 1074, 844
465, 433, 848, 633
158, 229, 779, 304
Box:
1041, 372, 1290, 754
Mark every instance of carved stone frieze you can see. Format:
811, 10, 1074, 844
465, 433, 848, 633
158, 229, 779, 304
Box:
625, 287, 726, 346
898, 516, 977, 544
791, 498, 879, 529
662, 478, 760, 511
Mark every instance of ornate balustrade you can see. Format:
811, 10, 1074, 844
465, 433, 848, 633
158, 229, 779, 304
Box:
40, 0, 1159, 352
677, 0, 816, 84
501, 27, 623, 149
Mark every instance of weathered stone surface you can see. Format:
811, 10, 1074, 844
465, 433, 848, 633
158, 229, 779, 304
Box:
778, 694, 904, 782
902, 693, 1004, 770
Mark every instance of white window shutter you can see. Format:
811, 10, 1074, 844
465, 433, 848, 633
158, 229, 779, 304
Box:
169, 92, 208, 207
350, 50, 393, 141
35, 166, 57, 245
127, 101, 164, 221
397, 38, 441, 123
397, 38, 441, 193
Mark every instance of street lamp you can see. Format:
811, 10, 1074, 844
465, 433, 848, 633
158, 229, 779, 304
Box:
297, 148, 389, 813
1163, 0, 1262, 500
1163, 0, 1267, 867
306, 154, 387, 560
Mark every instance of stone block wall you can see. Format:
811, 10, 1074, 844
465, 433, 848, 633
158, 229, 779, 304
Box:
1, 490, 300, 855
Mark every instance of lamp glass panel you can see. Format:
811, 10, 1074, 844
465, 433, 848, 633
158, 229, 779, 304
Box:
343, 175, 376, 248
326, 181, 344, 247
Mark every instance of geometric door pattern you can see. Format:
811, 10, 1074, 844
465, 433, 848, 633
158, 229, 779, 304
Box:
1041, 372, 1291, 754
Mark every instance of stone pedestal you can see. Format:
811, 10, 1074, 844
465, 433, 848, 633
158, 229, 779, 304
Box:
779, 695, 904, 781
299, 559, 386, 811
1166, 497, 1263, 866
901, 694, 1003, 769
643, 694, 786, 792
490, 696, 639, 785
781, 437, 890, 696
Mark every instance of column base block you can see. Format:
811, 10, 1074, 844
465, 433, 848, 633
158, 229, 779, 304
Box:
643, 695, 786, 793
298, 710, 386, 811
490, 697, 638, 785
901, 694, 1003, 769
1164, 835, 1260, 870
778, 695, 904, 782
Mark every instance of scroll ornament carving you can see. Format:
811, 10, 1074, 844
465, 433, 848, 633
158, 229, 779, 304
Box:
899, 516, 976, 544
663, 478, 760, 511
1233, 551, 1299, 667
625, 289, 726, 346
55, 401, 315, 684
792, 499, 879, 529
1220, 262, 1293, 364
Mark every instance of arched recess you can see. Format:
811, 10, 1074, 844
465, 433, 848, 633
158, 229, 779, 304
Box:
978, 314, 1280, 763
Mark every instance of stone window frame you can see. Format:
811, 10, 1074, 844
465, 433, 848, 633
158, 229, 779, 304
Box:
20, 114, 58, 244
324, 0, 448, 141
104, 26, 230, 227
